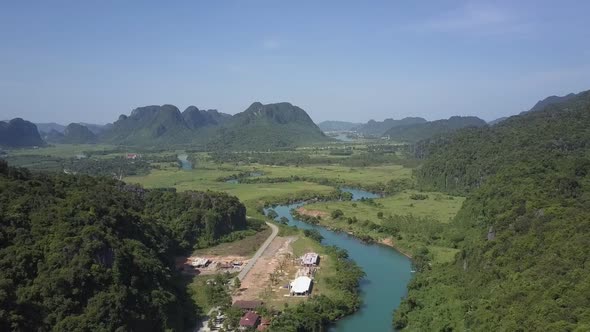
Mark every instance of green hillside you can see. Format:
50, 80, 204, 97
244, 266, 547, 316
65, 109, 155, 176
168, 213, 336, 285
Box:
394, 90, 590, 330
182, 106, 231, 129
60, 123, 97, 144
207, 102, 331, 150
0, 160, 248, 331
97, 102, 326, 149
103, 105, 195, 146
384, 116, 486, 143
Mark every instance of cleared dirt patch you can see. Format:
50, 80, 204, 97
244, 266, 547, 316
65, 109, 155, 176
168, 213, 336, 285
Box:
296, 207, 329, 218
233, 235, 297, 304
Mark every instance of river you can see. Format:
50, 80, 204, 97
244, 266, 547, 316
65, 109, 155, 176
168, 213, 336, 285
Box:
267, 188, 412, 331
178, 154, 192, 170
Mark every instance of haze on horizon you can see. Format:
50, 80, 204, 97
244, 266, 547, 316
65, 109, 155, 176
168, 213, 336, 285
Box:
1, 1, 589, 125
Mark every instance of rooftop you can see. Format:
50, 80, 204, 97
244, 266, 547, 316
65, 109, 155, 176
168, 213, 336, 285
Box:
239, 311, 260, 327
301, 252, 319, 265
290, 276, 312, 293
233, 300, 263, 310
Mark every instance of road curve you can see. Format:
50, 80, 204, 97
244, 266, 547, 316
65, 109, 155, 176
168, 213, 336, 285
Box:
237, 221, 279, 281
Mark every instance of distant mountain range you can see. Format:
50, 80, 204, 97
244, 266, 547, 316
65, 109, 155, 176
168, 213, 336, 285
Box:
320, 116, 483, 142
353, 117, 428, 137
36, 122, 111, 135
101, 102, 327, 148
0, 102, 327, 149
3, 92, 586, 149
383, 116, 487, 143
317, 121, 362, 132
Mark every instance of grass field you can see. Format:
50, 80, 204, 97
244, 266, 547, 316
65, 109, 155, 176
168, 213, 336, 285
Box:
241, 163, 412, 186
192, 226, 272, 258
304, 190, 464, 224
7, 144, 118, 157
301, 190, 465, 263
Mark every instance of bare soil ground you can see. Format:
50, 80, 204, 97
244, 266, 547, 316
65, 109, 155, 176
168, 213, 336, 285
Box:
233, 235, 297, 303
296, 207, 329, 218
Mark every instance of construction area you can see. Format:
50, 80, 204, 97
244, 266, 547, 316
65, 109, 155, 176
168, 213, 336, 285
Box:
234, 232, 322, 306
176, 255, 248, 276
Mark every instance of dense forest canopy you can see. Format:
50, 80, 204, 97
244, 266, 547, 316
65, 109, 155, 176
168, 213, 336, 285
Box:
394, 90, 590, 330
0, 161, 247, 331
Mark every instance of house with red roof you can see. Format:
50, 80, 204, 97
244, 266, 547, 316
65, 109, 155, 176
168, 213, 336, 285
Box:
239, 311, 260, 330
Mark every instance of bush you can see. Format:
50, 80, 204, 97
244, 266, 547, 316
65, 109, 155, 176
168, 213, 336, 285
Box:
266, 209, 279, 219
410, 193, 429, 200
331, 209, 344, 219
303, 229, 324, 243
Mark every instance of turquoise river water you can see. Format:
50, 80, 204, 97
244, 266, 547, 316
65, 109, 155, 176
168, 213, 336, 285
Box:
268, 187, 412, 331
177, 154, 192, 170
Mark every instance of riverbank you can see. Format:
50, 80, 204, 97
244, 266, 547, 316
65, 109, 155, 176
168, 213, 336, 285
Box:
266, 194, 412, 331
299, 190, 465, 264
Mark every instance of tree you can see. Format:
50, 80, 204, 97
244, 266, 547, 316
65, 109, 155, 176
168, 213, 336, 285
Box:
279, 216, 289, 225
266, 209, 278, 220
331, 209, 344, 219
303, 229, 324, 243
233, 277, 241, 291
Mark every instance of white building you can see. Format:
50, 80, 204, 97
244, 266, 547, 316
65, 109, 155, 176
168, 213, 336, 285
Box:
290, 276, 313, 296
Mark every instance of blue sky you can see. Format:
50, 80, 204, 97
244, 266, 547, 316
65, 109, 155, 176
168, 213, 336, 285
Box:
1, 1, 589, 124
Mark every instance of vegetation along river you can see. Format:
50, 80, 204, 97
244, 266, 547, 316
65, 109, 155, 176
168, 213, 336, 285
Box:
269, 188, 412, 331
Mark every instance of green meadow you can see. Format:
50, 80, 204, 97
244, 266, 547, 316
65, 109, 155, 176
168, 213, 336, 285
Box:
302, 190, 465, 263
305, 190, 464, 224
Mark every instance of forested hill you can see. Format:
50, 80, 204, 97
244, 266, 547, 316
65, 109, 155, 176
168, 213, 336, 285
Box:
394, 90, 590, 330
207, 102, 330, 150
353, 117, 427, 137
61, 123, 97, 144
525, 91, 580, 114
104, 104, 197, 145
0, 161, 248, 331
384, 116, 486, 143
0, 118, 45, 148
95, 102, 326, 149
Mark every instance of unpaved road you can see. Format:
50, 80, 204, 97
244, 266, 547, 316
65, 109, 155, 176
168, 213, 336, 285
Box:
237, 222, 278, 280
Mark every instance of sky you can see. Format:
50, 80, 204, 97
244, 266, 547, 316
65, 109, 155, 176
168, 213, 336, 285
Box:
1, 0, 590, 124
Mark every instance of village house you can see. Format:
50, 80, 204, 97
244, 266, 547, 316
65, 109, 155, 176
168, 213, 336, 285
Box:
126, 153, 140, 160
239, 311, 260, 330
290, 276, 313, 296
301, 252, 319, 267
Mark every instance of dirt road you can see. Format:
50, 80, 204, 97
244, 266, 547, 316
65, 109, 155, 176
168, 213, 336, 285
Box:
237, 222, 278, 280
